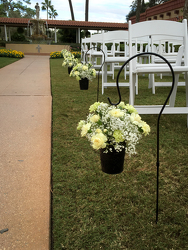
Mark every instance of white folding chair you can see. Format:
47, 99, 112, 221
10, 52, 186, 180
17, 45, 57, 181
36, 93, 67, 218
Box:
128, 19, 188, 126
101, 30, 134, 94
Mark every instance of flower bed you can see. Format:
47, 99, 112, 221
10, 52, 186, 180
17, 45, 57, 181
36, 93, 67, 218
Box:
71, 51, 81, 58
0, 49, 24, 58
50, 51, 63, 59
50, 50, 81, 59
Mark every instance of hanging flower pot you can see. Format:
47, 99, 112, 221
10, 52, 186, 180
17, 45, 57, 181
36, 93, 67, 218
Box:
100, 147, 125, 174
68, 66, 73, 74
79, 78, 89, 90
77, 102, 151, 174
70, 62, 96, 88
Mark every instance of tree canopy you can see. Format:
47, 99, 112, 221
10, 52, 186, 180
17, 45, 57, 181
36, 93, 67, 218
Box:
0, 0, 58, 19
48, 5, 58, 20
41, 0, 52, 20
0, 0, 35, 18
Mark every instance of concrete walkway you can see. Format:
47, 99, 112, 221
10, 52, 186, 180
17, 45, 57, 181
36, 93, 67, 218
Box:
0, 55, 52, 249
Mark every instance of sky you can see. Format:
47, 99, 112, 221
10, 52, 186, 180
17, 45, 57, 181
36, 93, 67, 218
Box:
29, 0, 133, 23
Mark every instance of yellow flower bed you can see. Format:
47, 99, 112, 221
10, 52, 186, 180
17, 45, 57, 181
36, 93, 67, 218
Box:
71, 51, 81, 58
50, 50, 81, 59
0, 49, 24, 58
50, 51, 63, 59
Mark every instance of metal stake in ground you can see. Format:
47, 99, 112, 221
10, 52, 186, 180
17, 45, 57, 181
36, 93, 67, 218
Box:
109, 52, 175, 223
85, 47, 105, 102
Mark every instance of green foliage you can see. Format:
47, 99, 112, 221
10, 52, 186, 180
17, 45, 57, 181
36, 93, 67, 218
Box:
0, 0, 35, 18
11, 32, 26, 41
0, 48, 24, 58
41, 0, 52, 19
70, 43, 81, 51
48, 4, 58, 19
126, 0, 148, 21
17, 27, 24, 34
148, 0, 171, 7
58, 29, 77, 43
0, 40, 6, 47
0, 3, 7, 16
51, 59, 188, 249
22, 7, 35, 18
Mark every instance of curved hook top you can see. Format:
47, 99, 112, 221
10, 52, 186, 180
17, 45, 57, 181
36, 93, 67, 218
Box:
84, 46, 105, 65
84, 46, 106, 102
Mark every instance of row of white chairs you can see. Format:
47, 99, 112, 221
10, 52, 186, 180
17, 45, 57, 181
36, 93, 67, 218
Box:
81, 19, 188, 126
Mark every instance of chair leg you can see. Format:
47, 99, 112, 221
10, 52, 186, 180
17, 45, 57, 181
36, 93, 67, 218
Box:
169, 74, 179, 107
148, 74, 155, 94
148, 74, 152, 88
102, 63, 108, 95
185, 72, 188, 127
135, 74, 138, 95
112, 63, 114, 80
129, 73, 136, 105
124, 66, 127, 80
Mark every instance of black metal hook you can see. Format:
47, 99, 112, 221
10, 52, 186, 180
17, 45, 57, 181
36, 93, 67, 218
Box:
84, 46, 105, 102
112, 52, 175, 223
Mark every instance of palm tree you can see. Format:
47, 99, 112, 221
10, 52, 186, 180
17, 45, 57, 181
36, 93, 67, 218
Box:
42, 0, 52, 20
136, 0, 141, 22
48, 5, 58, 19
85, 0, 89, 21
68, 0, 75, 20
183, 0, 188, 21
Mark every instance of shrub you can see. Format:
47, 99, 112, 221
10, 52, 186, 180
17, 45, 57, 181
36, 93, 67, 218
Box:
11, 32, 26, 42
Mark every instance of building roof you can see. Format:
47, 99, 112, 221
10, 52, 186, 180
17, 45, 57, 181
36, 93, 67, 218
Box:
0, 17, 128, 30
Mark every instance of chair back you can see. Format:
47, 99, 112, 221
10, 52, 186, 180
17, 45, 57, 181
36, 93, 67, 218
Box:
128, 19, 188, 65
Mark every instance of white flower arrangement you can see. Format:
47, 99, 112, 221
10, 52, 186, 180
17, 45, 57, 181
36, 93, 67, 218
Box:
70, 62, 96, 81
77, 102, 150, 156
62, 55, 78, 68
61, 49, 78, 68
61, 49, 72, 58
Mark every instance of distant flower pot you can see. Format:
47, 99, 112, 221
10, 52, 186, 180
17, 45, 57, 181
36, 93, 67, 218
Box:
100, 147, 125, 174
68, 66, 73, 74
79, 78, 89, 90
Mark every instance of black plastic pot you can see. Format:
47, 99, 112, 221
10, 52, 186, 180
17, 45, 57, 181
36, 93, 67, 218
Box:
79, 78, 89, 90
100, 147, 125, 174
68, 66, 73, 74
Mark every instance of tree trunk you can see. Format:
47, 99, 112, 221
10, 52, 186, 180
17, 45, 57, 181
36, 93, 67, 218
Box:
183, 0, 188, 21
68, 0, 75, 20
85, 0, 89, 21
136, 0, 141, 23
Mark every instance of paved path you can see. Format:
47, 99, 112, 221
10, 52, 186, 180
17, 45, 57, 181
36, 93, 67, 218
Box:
0, 55, 52, 249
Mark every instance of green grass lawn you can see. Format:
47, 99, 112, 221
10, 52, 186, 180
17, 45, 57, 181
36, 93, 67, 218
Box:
51, 59, 188, 249
0, 56, 20, 69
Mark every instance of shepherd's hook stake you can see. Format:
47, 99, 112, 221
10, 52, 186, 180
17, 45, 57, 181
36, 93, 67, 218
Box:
85, 47, 105, 102
109, 52, 175, 223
